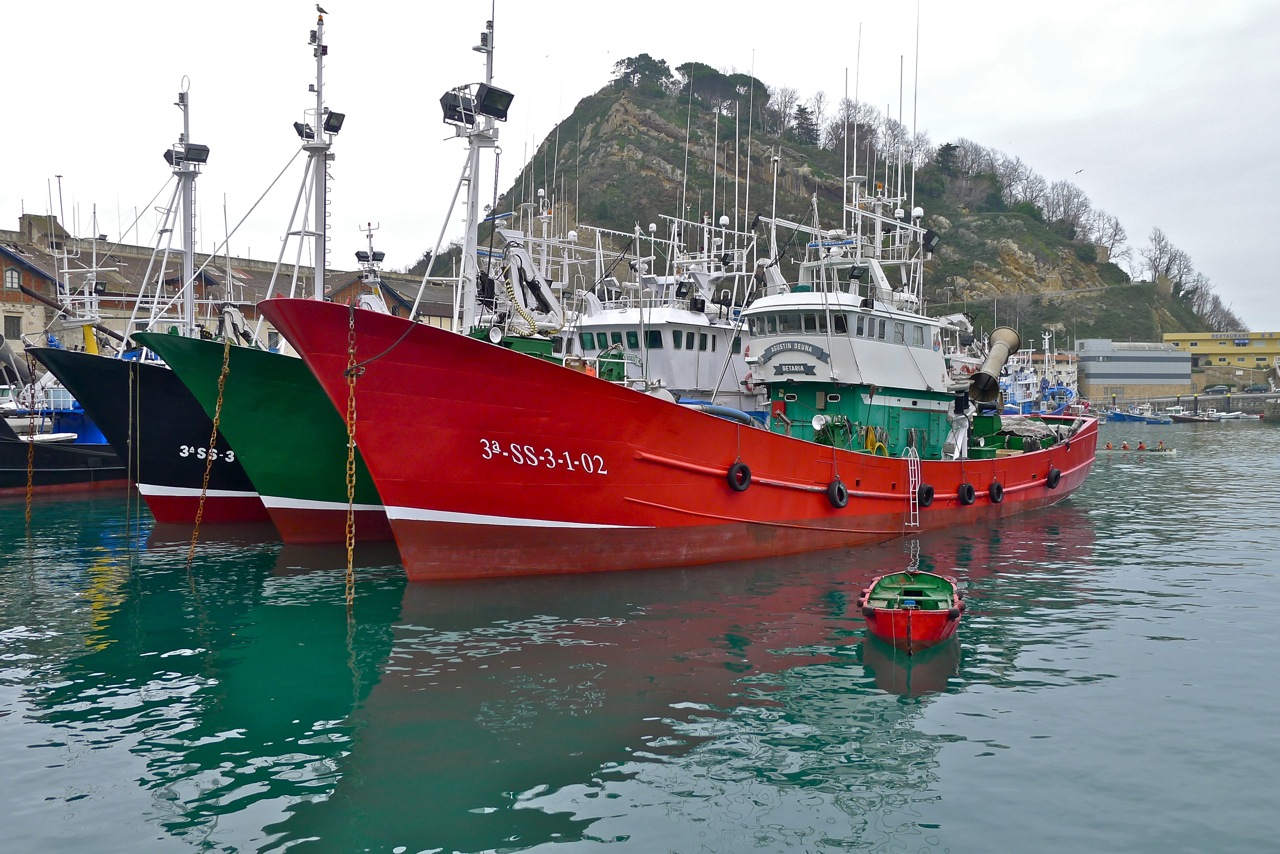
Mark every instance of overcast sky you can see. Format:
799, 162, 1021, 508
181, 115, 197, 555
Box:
5, 1, 1278, 332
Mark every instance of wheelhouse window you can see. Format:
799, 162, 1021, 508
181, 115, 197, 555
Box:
698, 332, 708, 351
610, 331, 623, 347
646, 329, 663, 348
893, 322, 905, 344
766, 316, 777, 335
731, 335, 741, 354
778, 314, 799, 334
912, 325, 925, 347
878, 319, 887, 340
626, 330, 640, 349
685, 331, 695, 349
672, 329, 684, 348
833, 314, 848, 334
803, 313, 818, 333
579, 332, 595, 350
856, 316, 865, 336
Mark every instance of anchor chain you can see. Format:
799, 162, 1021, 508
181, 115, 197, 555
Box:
188, 334, 233, 567
343, 303, 363, 608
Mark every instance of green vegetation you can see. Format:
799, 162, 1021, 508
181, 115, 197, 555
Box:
450, 53, 1245, 346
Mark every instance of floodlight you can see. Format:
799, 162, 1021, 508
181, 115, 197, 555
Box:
474, 83, 514, 120
355, 250, 371, 263
922, 229, 940, 253
163, 149, 177, 166
323, 111, 345, 134
184, 143, 210, 164
294, 122, 315, 140
371, 250, 385, 262
440, 91, 476, 125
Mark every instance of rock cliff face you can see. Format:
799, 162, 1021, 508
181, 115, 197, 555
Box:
492, 84, 1198, 340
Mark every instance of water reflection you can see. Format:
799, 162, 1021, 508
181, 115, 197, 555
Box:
862, 637, 960, 697
270, 503, 1098, 852
3, 493, 1102, 852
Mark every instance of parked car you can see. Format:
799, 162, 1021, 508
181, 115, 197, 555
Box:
1244, 384, 1270, 394
1202, 385, 1230, 394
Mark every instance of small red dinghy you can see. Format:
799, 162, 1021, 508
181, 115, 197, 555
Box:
858, 571, 964, 653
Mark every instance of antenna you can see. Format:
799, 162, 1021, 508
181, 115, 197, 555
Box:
911, 0, 921, 212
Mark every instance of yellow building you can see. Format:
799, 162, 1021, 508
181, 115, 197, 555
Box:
1162, 331, 1280, 390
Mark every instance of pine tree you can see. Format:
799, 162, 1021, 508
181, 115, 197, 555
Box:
792, 104, 819, 146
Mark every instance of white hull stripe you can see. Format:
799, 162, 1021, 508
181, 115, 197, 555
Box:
386, 505, 650, 529
137, 483, 261, 500
260, 495, 386, 514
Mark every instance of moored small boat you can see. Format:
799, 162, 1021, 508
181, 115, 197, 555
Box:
857, 571, 963, 653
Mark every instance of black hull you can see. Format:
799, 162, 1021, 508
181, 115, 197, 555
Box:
29, 348, 268, 523
0, 438, 128, 495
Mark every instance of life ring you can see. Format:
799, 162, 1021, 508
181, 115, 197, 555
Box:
872, 442, 888, 457
1046, 467, 1062, 489
958, 483, 976, 505
989, 480, 1004, 504
727, 461, 752, 492
917, 483, 935, 508
827, 478, 849, 508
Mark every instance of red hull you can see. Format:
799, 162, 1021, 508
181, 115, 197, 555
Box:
265, 502, 395, 544
0, 477, 130, 498
862, 607, 961, 652
259, 299, 1099, 581
139, 485, 271, 524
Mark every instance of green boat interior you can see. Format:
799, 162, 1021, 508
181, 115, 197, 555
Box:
865, 572, 956, 611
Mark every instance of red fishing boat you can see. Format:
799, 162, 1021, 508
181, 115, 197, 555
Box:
857, 571, 963, 653
259, 145, 1097, 581
259, 304, 1096, 581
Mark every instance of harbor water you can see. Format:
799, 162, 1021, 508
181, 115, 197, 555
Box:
2, 419, 1277, 852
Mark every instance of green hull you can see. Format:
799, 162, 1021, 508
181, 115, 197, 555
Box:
134, 332, 390, 543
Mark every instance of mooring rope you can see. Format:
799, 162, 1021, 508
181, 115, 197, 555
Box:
24, 352, 36, 531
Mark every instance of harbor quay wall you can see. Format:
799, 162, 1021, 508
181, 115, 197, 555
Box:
1082, 381, 1192, 405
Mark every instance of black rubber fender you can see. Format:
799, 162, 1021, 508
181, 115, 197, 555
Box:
917, 483, 935, 508
989, 480, 1004, 504
958, 482, 976, 505
727, 461, 752, 492
827, 478, 849, 508
1046, 467, 1062, 489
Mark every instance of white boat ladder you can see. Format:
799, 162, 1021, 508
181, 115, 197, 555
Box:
906, 446, 921, 528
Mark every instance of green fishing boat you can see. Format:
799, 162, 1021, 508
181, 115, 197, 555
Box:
134, 330, 392, 543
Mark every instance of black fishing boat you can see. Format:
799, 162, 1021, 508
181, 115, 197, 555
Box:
0, 415, 127, 496
29, 347, 267, 522
24, 82, 270, 524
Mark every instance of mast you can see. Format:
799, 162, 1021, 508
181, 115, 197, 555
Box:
260, 9, 344, 321
307, 11, 336, 300
439, 15, 510, 333
174, 85, 199, 336
461, 20, 498, 332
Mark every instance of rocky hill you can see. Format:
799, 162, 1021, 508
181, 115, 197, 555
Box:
484, 65, 1208, 344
